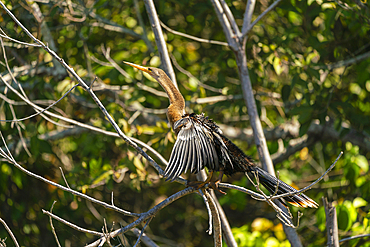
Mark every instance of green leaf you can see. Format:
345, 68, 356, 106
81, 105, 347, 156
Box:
288, 11, 303, 26
337, 205, 352, 231
307, 67, 320, 80
281, 85, 291, 102
289, 105, 313, 116
339, 127, 350, 139
13, 172, 23, 189
299, 120, 311, 136
344, 200, 358, 223
30, 136, 40, 159
89, 158, 102, 178
298, 108, 313, 124
316, 207, 327, 231
344, 162, 360, 181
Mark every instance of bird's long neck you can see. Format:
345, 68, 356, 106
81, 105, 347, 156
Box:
156, 74, 185, 129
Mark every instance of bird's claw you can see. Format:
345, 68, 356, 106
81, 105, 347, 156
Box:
187, 180, 207, 190
187, 180, 226, 195
210, 181, 227, 195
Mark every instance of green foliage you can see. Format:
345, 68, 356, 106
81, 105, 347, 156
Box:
1, 0, 370, 246
231, 219, 290, 247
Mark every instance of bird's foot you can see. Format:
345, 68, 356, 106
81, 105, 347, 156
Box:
186, 180, 227, 195
186, 180, 207, 190
209, 181, 227, 195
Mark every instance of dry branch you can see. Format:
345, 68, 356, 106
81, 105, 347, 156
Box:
143, 0, 177, 87
323, 197, 339, 247
0, 218, 20, 247
0, 2, 343, 246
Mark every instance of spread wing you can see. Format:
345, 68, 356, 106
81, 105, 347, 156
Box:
164, 117, 219, 181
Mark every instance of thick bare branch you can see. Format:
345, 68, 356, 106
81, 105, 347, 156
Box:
242, 0, 256, 35
209, 0, 239, 50
204, 190, 222, 247
143, 0, 178, 87
218, 0, 241, 38
323, 197, 339, 247
209, 0, 304, 243
209, 189, 238, 247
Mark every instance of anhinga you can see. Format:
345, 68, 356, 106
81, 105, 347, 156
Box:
124, 61, 318, 208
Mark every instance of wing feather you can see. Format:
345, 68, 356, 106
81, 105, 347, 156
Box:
184, 136, 194, 174
164, 116, 219, 181
193, 134, 203, 173
165, 140, 182, 181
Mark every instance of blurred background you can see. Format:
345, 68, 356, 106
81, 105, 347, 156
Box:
0, 0, 369, 246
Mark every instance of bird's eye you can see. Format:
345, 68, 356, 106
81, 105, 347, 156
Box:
148, 68, 152, 71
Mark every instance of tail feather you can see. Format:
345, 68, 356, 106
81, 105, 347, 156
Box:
251, 167, 318, 208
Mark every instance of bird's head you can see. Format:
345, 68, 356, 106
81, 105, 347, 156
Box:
123, 61, 185, 124
123, 61, 165, 81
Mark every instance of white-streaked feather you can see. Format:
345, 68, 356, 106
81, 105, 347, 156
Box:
164, 117, 219, 181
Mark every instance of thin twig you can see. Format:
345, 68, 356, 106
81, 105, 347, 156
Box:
199, 189, 213, 235
42, 209, 103, 236
269, 151, 342, 201
101, 45, 130, 79
209, 0, 238, 50
242, 0, 283, 37
8, 103, 31, 157
0, 131, 140, 217
246, 171, 296, 228
133, 0, 155, 53
313, 50, 370, 70
170, 53, 224, 93
86, 187, 196, 247
217, 183, 265, 200
0, 32, 42, 47
0, 217, 20, 247
160, 20, 229, 47
133, 217, 153, 247
339, 234, 370, 243
48, 201, 62, 247
102, 218, 112, 247
0, 82, 80, 123
0, 2, 166, 182
59, 167, 71, 189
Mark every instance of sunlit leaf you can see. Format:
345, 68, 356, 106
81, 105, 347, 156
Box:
355, 155, 369, 173
353, 197, 368, 208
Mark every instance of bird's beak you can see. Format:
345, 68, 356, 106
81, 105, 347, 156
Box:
123, 61, 151, 73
